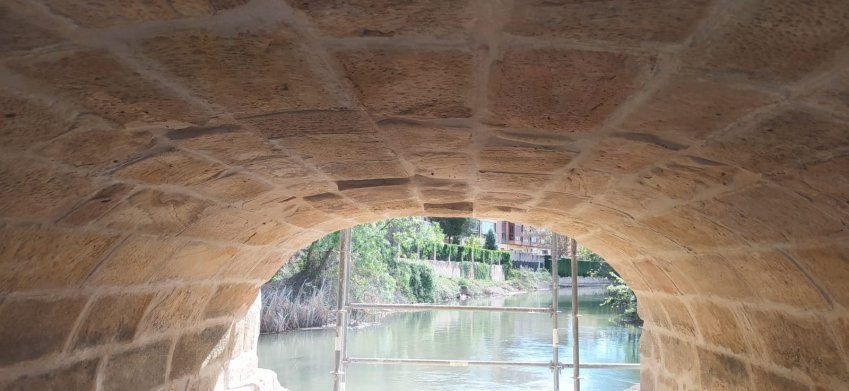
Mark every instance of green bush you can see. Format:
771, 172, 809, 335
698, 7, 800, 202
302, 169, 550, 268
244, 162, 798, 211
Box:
391, 261, 435, 303
543, 256, 614, 278
602, 273, 642, 325
474, 263, 490, 280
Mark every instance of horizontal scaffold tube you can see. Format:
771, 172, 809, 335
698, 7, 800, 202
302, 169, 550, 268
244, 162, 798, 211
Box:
345, 357, 640, 370
347, 303, 556, 313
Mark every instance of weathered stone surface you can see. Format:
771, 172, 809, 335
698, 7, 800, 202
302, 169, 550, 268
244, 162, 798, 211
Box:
336, 49, 473, 119
0, 226, 120, 292
664, 254, 752, 299
60, 183, 135, 226
103, 340, 170, 391
86, 236, 178, 286
39, 128, 155, 170
9, 50, 205, 124
685, 0, 849, 81
73, 293, 153, 349
0, 157, 95, 219
204, 283, 258, 318
701, 110, 849, 175
582, 135, 679, 174
751, 367, 809, 390
477, 171, 550, 191
115, 150, 224, 186
0, 358, 98, 391
144, 27, 338, 116
620, 75, 776, 143
656, 333, 696, 377
479, 145, 575, 174
488, 49, 648, 133
95, 188, 212, 234
153, 241, 237, 281
690, 300, 750, 354
171, 324, 230, 379
696, 184, 845, 244
0, 2, 61, 52
280, 133, 396, 163
138, 286, 215, 334
195, 172, 272, 203
382, 121, 472, 153
643, 207, 744, 252
549, 169, 613, 197
745, 309, 845, 382
0, 94, 71, 151
506, 0, 713, 43
244, 109, 375, 139
726, 250, 830, 309
0, 296, 86, 365
790, 247, 849, 308
45, 0, 248, 28
290, 0, 473, 39
696, 347, 751, 390
638, 156, 749, 201
407, 152, 473, 180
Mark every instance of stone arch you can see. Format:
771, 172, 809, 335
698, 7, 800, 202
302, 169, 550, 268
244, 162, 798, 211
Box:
1, 0, 849, 390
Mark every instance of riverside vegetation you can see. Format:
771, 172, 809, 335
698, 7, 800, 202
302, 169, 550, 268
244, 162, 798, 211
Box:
260, 217, 638, 333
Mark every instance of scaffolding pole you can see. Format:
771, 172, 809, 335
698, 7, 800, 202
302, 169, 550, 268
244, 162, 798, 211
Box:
551, 234, 560, 391
345, 357, 640, 370
332, 228, 352, 391
570, 238, 580, 391
348, 303, 555, 314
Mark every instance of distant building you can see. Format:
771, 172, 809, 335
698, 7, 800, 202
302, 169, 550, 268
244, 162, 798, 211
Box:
475, 220, 551, 256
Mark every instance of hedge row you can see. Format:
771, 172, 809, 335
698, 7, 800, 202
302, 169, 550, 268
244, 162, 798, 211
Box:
543, 256, 614, 278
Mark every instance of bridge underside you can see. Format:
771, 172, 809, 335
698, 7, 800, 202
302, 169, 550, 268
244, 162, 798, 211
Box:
1, 0, 849, 389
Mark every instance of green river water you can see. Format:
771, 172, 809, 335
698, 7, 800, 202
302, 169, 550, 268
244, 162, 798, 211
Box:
258, 288, 641, 390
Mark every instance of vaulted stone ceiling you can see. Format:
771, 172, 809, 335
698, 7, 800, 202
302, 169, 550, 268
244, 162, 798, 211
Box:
1, 0, 849, 390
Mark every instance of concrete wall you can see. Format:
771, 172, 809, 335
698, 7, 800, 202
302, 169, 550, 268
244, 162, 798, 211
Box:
1, 0, 849, 390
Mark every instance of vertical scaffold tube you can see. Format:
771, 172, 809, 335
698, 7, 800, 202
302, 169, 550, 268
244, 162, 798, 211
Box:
333, 228, 352, 391
570, 238, 580, 391
551, 234, 560, 391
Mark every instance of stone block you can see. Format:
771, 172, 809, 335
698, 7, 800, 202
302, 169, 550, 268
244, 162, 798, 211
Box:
689, 300, 750, 354
477, 171, 550, 192
72, 293, 153, 349
243, 156, 313, 184
751, 367, 809, 390
0, 157, 95, 219
95, 188, 212, 234
701, 110, 849, 175
0, 226, 120, 292
407, 152, 474, 180
620, 75, 776, 144
138, 286, 215, 335
475, 191, 534, 206
289, 0, 473, 39
0, 358, 98, 391
60, 183, 135, 226
488, 48, 648, 133
103, 340, 170, 391
506, 0, 713, 43
39, 128, 155, 170
548, 168, 613, 197
684, 0, 849, 81
634, 260, 680, 294
153, 241, 238, 281
536, 192, 585, 211
335, 48, 473, 119
195, 172, 272, 203
658, 298, 696, 337
381, 121, 472, 153
657, 334, 697, 377
171, 324, 230, 379
86, 236, 178, 286
725, 250, 829, 310
143, 27, 338, 116
0, 2, 61, 52
581, 134, 681, 174
280, 133, 395, 163
663, 254, 752, 299
696, 183, 845, 244
244, 109, 375, 139
745, 309, 845, 382
642, 207, 744, 252
478, 145, 575, 174
115, 151, 224, 186
696, 347, 751, 390
0, 296, 87, 365
791, 247, 849, 309
638, 156, 750, 201
302, 192, 362, 217
0, 93, 71, 152
318, 159, 408, 180
45, 0, 248, 28
9, 50, 205, 124
204, 283, 258, 318
169, 126, 271, 164
784, 154, 849, 218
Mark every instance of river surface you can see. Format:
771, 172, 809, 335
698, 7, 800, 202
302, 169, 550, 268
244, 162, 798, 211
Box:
258, 289, 641, 391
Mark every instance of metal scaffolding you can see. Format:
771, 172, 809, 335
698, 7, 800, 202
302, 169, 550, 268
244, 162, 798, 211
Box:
331, 230, 637, 391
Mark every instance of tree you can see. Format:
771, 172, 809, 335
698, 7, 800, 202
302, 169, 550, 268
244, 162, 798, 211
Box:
484, 229, 497, 250
431, 217, 474, 244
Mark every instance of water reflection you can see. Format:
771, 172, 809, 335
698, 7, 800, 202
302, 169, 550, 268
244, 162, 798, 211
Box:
258, 289, 641, 391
